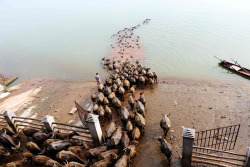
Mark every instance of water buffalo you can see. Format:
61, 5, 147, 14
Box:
1, 126, 16, 137
121, 107, 129, 124
139, 92, 146, 106
33, 155, 52, 166
32, 132, 52, 144
0, 130, 21, 151
5, 159, 28, 167
111, 126, 122, 146
141, 69, 146, 75
108, 92, 116, 101
104, 86, 112, 97
112, 73, 118, 80
157, 136, 172, 163
22, 127, 40, 140
108, 64, 113, 70
118, 86, 125, 99
26, 142, 41, 154
135, 100, 145, 117
125, 143, 138, 162
44, 159, 61, 167
121, 132, 130, 150
0, 145, 11, 160
98, 83, 104, 92
129, 77, 136, 86
129, 110, 135, 121
92, 154, 118, 167
122, 73, 128, 79
126, 120, 133, 134
115, 78, 122, 87
53, 130, 79, 140
85, 146, 107, 161
97, 149, 119, 160
56, 150, 85, 164
91, 93, 97, 102
128, 95, 134, 108
160, 114, 171, 137
103, 97, 109, 106
135, 112, 146, 135
112, 97, 121, 115
153, 72, 158, 82
43, 138, 60, 146
147, 78, 155, 86
146, 71, 154, 78
93, 102, 99, 114
22, 152, 33, 162
120, 75, 125, 81
63, 161, 86, 167
132, 127, 141, 141
105, 78, 113, 86
138, 75, 145, 87
105, 122, 116, 138
114, 154, 128, 167
104, 106, 112, 121
63, 162, 86, 167
97, 105, 105, 122
97, 92, 105, 104
112, 83, 118, 92
123, 79, 130, 90
133, 69, 139, 75
67, 145, 88, 157
45, 140, 83, 155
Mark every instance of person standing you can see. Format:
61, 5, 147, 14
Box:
95, 73, 101, 85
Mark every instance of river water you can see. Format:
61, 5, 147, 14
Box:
0, 0, 250, 83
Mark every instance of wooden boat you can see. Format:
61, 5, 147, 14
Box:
218, 60, 250, 78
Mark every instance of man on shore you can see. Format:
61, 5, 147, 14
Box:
95, 73, 101, 85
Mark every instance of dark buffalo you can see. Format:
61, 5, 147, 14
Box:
53, 130, 79, 140
26, 142, 41, 154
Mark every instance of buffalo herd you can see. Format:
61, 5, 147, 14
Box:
0, 19, 174, 166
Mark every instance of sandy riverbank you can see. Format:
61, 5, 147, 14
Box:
132, 79, 250, 167
0, 78, 96, 124
1, 77, 249, 166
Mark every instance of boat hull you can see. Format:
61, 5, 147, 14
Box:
218, 61, 250, 78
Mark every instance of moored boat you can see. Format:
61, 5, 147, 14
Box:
218, 59, 250, 78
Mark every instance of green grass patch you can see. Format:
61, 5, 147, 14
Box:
221, 115, 226, 119
3, 85, 8, 93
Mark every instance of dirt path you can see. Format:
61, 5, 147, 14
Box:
132, 79, 250, 167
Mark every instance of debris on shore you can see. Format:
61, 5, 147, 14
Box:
0, 74, 18, 86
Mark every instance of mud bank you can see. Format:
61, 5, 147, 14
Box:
0, 78, 96, 124
132, 79, 250, 167
1, 77, 249, 167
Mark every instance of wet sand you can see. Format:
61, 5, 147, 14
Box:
0, 77, 249, 166
109, 44, 145, 62
0, 78, 96, 124
132, 79, 250, 167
